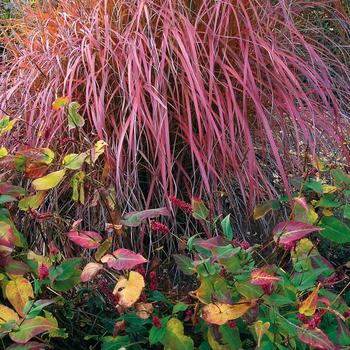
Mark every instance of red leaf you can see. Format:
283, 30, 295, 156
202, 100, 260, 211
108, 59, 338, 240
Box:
7, 342, 50, 350
250, 269, 281, 286
273, 221, 321, 245
101, 249, 147, 270
65, 230, 102, 249
297, 328, 335, 350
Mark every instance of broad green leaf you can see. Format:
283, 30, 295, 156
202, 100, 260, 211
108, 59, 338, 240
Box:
67, 102, 85, 129
32, 170, 66, 191
319, 216, 350, 243
253, 200, 280, 220
303, 179, 323, 194
121, 208, 170, 227
315, 194, 340, 208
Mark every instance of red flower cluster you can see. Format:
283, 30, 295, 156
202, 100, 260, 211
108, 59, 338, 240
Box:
38, 263, 49, 280
135, 265, 146, 277
232, 239, 250, 250
149, 271, 158, 291
169, 196, 193, 214
150, 221, 170, 235
98, 280, 119, 305
298, 312, 323, 329
228, 320, 237, 328
152, 316, 161, 328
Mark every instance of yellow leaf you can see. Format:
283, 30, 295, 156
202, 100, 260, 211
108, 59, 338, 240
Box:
299, 284, 320, 316
62, 153, 87, 170
32, 169, 66, 191
5, 277, 34, 316
0, 116, 17, 136
86, 140, 107, 164
52, 96, 69, 110
0, 304, 19, 325
254, 320, 270, 348
162, 318, 194, 350
322, 185, 337, 194
0, 146, 8, 158
207, 328, 227, 350
113, 271, 145, 308
322, 208, 333, 216
253, 201, 273, 220
202, 300, 255, 325
18, 191, 46, 211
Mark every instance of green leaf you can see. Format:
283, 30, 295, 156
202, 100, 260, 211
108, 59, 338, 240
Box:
192, 198, 209, 221
319, 217, 350, 243
332, 169, 350, 189
221, 215, 233, 240
101, 336, 130, 350
343, 205, 350, 220
315, 194, 340, 208
67, 102, 85, 129
149, 318, 169, 345
0, 195, 16, 205
303, 179, 323, 194
172, 303, 188, 314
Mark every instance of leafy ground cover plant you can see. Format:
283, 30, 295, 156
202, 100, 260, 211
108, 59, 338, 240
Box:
1, 108, 350, 349
1, 0, 350, 212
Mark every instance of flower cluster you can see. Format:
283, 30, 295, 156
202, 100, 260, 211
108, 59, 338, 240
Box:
150, 221, 170, 235
169, 196, 193, 214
